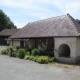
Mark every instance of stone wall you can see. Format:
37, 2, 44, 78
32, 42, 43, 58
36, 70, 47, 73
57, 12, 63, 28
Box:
10, 39, 21, 46
54, 37, 76, 63
75, 38, 80, 62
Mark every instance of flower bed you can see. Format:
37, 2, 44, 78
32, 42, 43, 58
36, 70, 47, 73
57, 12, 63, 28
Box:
1, 39, 55, 64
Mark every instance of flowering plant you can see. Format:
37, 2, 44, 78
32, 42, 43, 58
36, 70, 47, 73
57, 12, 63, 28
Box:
37, 39, 48, 55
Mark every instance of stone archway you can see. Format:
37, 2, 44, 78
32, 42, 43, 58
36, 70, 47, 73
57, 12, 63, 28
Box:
58, 44, 70, 58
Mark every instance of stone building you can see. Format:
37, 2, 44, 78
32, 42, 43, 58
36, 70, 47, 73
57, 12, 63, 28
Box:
0, 29, 20, 46
9, 14, 80, 63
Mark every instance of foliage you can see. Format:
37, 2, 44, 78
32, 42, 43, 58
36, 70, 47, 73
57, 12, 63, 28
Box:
18, 49, 26, 59
6, 47, 10, 52
26, 48, 31, 52
26, 51, 30, 55
9, 46, 20, 57
49, 57, 54, 62
1, 50, 7, 54
0, 9, 17, 31
29, 56, 35, 61
1, 46, 17, 55
25, 48, 32, 55
1, 46, 26, 58
37, 39, 48, 55
16, 52, 19, 57
36, 56, 49, 64
1, 46, 55, 64
16, 46, 20, 50
31, 48, 38, 56
12, 52, 16, 57
27, 55, 55, 64
1, 47, 10, 55
76, 19, 80, 23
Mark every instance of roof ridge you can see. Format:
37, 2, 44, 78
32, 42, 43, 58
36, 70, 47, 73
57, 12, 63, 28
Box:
67, 14, 80, 34
29, 14, 66, 24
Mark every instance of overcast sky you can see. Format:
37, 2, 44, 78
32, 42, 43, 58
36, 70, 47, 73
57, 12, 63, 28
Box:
0, 0, 80, 28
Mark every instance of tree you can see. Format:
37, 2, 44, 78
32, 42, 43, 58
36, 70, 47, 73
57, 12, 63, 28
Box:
0, 9, 17, 31
76, 19, 80, 24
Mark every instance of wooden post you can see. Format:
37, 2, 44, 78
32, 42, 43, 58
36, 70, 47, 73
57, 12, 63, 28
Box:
10, 47, 13, 57
35, 39, 36, 48
12, 39, 13, 46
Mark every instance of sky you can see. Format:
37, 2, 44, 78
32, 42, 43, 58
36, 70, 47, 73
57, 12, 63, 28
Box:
0, 0, 80, 28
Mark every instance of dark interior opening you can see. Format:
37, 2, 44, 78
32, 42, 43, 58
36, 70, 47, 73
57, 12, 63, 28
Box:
58, 44, 70, 58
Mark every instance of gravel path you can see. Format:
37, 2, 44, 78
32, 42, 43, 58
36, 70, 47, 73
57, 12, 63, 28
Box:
0, 55, 80, 80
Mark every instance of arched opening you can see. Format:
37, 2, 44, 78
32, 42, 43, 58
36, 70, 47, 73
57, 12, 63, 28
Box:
58, 44, 70, 58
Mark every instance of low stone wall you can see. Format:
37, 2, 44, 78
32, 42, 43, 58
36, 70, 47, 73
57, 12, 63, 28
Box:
56, 57, 71, 64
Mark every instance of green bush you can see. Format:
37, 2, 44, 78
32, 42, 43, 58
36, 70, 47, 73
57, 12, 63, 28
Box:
15, 52, 19, 57
13, 46, 17, 49
29, 56, 35, 61
37, 44, 47, 55
49, 57, 54, 62
1, 47, 10, 55
26, 48, 32, 52
36, 56, 49, 64
33, 56, 38, 62
37, 40, 48, 55
12, 52, 16, 57
16, 46, 20, 50
18, 49, 26, 59
31, 48, 38, 56
26, 51, 30, 55
6, 47, 10, 52
1, 50, 7, 54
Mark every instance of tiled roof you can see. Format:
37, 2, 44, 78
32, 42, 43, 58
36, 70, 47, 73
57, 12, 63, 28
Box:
9, 14, 80, 39
0, 29, 21, 36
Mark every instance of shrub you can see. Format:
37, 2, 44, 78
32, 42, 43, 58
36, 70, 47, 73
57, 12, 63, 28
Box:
36, 56, 49, 64
18, 49, 26, 59
26, 51, 30, 55
1, 47, 10, 55
13, 46, 17, 49
16, 46, 20, 50
1, 50, 7, 54
16, 52, 19, 57
6, 47, 10, 52
33, 56, 38, 62
37, 44, 47, 55
12, 52, 16, 57
31, 48, 38, 56
26, 48, 31, 52
37, 39, 48, 55
49, 57, 54, 62
25, 48, 32, 55
29, 56, 35, 61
